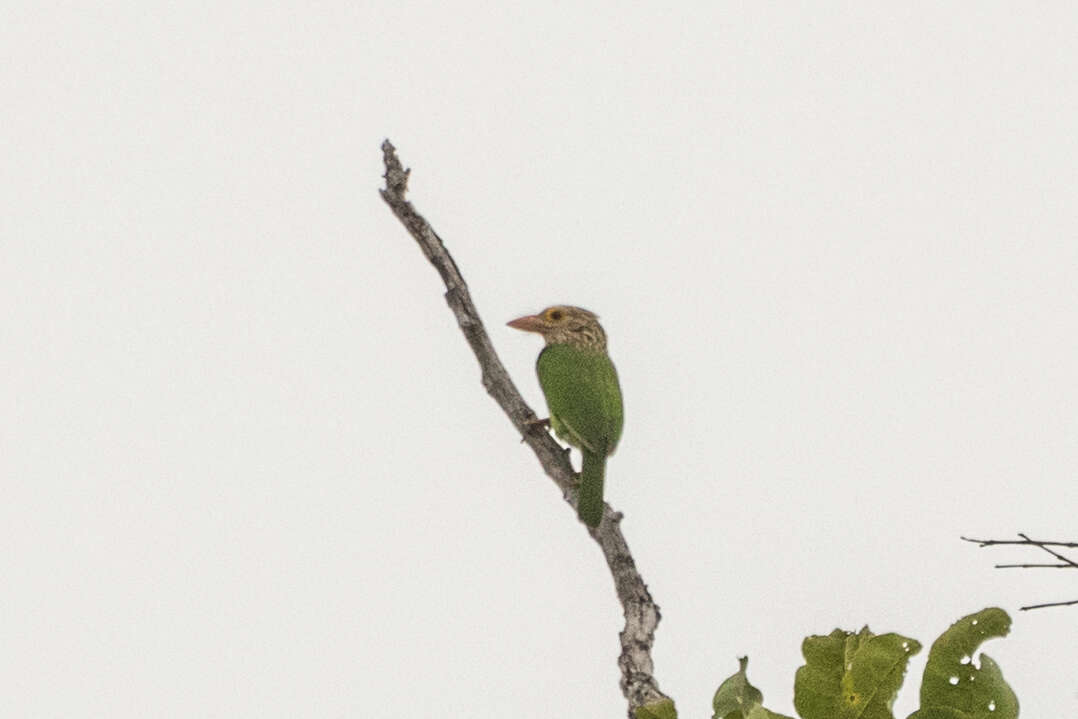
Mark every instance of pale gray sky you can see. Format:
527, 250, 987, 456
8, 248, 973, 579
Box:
3, 3, 1076, 717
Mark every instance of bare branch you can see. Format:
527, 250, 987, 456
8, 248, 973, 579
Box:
961, 535, 1078, 548
1021, 598, 1078, 611
963, 532, 1078, 611
380, 139, 671, 715
1018, 532, 1078, 570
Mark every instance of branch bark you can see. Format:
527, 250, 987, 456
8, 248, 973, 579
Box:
379, 140, 671, 715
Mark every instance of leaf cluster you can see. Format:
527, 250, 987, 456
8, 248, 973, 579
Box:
637, 607, 1017, 719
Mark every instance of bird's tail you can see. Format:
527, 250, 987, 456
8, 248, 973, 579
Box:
578, 447, 606, 528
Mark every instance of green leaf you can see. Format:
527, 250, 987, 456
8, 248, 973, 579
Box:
635, 698, 678, 719
794, 626, 922, 719
713, 657, 763, 718
712, 657, 794, 719
909, 608, 1018, 719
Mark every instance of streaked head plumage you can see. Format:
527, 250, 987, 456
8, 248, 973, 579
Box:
507, 305, 607, 350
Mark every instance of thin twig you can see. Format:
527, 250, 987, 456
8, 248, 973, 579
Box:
1018, 532, 1078, 570
963, 532, 1078, 611
379, 140, 671, 716
1020, 598, 1078, 611
961, 536, 1078, 548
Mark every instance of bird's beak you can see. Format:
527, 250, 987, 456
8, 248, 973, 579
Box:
507, 314, 544, 333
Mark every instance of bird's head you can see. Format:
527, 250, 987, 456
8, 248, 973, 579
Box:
507, 305, 607, 349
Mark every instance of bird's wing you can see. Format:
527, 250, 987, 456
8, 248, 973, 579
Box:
537, 344, 623, 454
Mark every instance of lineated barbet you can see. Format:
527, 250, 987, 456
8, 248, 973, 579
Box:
507, 306, 624, 527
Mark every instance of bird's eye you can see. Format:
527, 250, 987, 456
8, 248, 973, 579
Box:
549, 309, 563, 321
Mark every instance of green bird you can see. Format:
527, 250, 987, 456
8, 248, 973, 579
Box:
508, 305, 624, 527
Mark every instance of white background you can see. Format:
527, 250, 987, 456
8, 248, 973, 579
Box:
4, 3, 1076, 717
